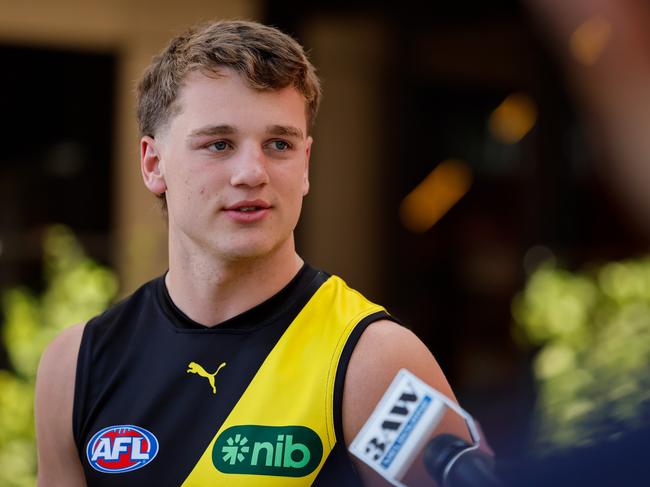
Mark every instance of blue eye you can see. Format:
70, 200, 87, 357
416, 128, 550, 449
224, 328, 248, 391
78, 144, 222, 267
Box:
271, 140, 290, 151
210, 141, 230, 151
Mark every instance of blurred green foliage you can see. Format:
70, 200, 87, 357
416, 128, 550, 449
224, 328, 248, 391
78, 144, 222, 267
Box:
0, 225, 118, 487
513, 259, 650, 454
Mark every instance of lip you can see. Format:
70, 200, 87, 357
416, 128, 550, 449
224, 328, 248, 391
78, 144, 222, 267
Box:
223, 199, 272, 223
224, 199, 271, 211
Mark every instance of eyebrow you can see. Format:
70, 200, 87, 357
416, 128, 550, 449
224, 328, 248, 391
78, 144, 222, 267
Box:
187, 124, 304, 140
188, 124, 236, 138
266, 125, 304, 139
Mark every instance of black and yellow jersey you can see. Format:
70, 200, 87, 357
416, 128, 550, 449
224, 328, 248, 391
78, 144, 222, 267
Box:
73, 264, 393, 485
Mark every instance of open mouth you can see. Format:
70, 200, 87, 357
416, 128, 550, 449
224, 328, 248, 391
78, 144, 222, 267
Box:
235, 206, 262, 212
224, 201, 271, 222
226, 200, 271, 212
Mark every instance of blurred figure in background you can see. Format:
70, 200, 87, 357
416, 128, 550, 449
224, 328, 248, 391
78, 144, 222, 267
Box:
503, 0, 650, 484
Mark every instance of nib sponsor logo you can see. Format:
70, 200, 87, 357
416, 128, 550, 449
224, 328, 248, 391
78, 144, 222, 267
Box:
221, 434, 250, 464
213, 425, 322, 477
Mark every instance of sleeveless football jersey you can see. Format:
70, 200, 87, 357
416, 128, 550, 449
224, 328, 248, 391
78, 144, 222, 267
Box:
73, 264, 393, 485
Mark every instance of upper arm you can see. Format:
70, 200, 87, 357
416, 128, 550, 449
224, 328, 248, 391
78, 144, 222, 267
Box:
35, 322, 87, 487
342, 320, 471, 486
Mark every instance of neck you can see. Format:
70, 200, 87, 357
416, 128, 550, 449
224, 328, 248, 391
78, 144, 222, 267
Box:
165, 236, 303, 327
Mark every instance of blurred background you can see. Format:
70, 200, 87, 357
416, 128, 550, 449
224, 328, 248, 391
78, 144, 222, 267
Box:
2, 0, 650, 485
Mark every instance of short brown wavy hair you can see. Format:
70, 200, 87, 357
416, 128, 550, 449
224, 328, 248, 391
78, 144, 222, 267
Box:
136, 19, 322, 138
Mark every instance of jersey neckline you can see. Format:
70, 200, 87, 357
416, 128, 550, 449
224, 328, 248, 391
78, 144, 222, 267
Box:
155, 263, 322, 333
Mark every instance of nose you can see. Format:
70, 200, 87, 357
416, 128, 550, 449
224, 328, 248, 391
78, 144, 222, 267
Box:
229, 143, 270, 188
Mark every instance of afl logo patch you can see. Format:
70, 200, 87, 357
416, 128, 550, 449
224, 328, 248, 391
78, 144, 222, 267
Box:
86, 425, 159, 473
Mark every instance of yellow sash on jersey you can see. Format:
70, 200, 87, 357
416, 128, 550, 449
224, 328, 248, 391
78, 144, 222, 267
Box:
182, 275, 385, 486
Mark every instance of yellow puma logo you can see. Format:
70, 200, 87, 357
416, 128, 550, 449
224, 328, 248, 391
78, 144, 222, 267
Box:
187, 361, 226, 395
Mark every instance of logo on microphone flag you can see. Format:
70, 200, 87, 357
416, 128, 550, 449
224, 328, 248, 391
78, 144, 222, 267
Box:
348, 369, 446, 486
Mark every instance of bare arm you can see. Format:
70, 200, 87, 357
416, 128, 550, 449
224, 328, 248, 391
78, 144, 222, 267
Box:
35, 323, 87, 487
343, 320, 473, 487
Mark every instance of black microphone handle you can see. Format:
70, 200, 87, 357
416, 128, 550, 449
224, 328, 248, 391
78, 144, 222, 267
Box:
444, 449, 502, 487
424, 433, 502, 487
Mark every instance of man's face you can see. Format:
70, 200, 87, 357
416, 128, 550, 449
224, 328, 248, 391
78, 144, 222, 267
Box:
143, 68, 312, 261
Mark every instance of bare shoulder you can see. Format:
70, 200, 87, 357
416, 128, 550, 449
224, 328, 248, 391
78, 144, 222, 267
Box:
41, 321, 86, 356
37, 322, 86, 393
35, 322, 87, 486
342, 320, 459, 443
342, 320, 469, 486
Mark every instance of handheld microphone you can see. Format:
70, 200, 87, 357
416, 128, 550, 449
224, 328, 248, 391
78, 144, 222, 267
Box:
424, 433, 502, 487
348, 369, 497, 487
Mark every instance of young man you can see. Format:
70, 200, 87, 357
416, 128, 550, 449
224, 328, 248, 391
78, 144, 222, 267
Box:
35, 20, 470, 486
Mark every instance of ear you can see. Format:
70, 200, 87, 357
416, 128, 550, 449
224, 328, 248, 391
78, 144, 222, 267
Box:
140, 135, 167, 195
302, 135, 312, 196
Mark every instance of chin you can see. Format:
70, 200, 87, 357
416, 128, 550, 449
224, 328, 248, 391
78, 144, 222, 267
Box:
216, 239, 280, 262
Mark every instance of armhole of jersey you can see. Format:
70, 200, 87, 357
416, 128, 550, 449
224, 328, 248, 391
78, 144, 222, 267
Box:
72, 319, 93, 453
331, 311, 394, 471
